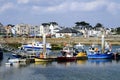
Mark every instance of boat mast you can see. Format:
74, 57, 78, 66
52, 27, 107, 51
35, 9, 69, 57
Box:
43, 33, 46, 58
101, 34, 105, 53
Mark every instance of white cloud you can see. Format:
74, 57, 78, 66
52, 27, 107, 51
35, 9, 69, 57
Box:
32, 0, 106, 13
31, 0, 120, 14
46, 3, 69, 12
106, 2, 120, 14
32, 6, 41, 12
17, 0, 48, 4
17, 0, 30, 4
77, 0, 107, 11
0, 3, 13, 13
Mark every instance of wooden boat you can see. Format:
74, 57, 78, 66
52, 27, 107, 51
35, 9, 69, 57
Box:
35, 52, 52, 62
87, 34, 113, 59
34, 33, 53, 62
35, 57, 52, 62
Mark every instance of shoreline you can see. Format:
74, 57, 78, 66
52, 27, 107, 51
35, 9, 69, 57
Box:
0, 36, 120, 45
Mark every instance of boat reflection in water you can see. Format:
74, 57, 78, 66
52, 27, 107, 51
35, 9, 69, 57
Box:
88, 59, 112, 65
76, 60, 87, 65
5, 62, 29, 68
34, 61, 52, 67
57, 61, 75, 67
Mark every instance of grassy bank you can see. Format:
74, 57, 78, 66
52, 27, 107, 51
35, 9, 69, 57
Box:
0, 35, 120, 50
0, 36, 120, 45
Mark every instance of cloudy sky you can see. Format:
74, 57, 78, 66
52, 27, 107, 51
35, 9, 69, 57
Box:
0, 0, 120, 28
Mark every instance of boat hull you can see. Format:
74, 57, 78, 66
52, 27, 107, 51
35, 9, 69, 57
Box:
12, 54, 22, 58
57, 57, 76, 62
35, 57, 52, 62
87, 53, 113, 59
23, 46, 51, 50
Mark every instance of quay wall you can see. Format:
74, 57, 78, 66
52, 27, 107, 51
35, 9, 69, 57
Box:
0, 35, 120, 45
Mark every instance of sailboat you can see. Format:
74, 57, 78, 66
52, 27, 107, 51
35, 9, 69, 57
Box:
34, 33, 53, 62
87, 34, 113, 59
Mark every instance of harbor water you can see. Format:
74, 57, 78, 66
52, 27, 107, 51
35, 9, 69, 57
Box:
0, 45, 120, 80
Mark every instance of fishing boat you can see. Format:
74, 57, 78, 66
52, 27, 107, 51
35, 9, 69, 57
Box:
34, 33, 53, 62
74, 43, 85, 50
12, 47, 40, 59
87, 34, 113, 59
74, 43, 87, 59
57, 45, 76, 62
20, 41, 52, 50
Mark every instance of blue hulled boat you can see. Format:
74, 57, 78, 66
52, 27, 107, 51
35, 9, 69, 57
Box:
87, 34, 113, 59
20, 41, 52, 50
87, 52, 113, 59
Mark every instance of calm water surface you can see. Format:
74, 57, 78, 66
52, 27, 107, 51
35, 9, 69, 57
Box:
0, 45, 120, 80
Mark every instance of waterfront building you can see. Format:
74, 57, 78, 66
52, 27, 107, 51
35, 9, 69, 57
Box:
0, 23, 6, 36
49, 22, 61, 37
29, 25, 41, 37
4, 24, 14, 37
40, 22, 61, 37
40, 23, 50, 35
14, 23, 30, 36
56, 28, 80, 38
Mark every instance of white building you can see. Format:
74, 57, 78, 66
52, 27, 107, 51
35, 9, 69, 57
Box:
29, 25, 41, 36
14, 23, 30, 35
12, 22, 61, 37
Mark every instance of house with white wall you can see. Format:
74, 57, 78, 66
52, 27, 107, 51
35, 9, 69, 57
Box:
29, 25, 41, 37
56, 28, 80, 38
14, 23, 30, 36
49, 23, 61, 36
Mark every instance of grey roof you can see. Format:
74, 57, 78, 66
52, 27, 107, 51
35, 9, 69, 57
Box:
57, 28, 79, 33
54, 28, 61, 30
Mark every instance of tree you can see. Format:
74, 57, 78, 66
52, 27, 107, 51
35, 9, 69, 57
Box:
42, 23, 50, 26
94, 23, 103, 28
75, 22, 81, 27
94, 23, 104, 30
75, 21, 90, 29
49, 22, 58, 26
116, 27, 120, 34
